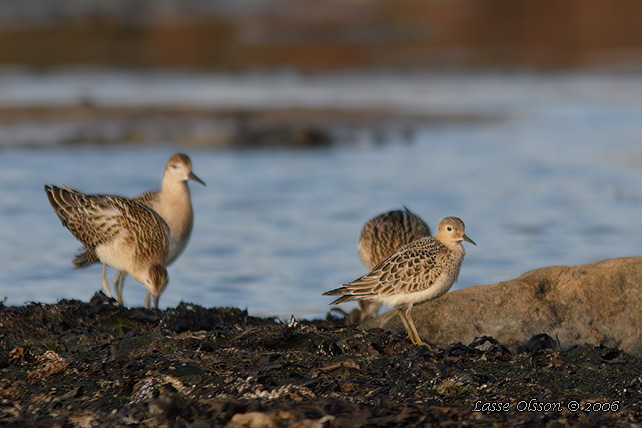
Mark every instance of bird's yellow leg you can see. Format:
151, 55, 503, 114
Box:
113, 272, 126, 305
396, 308, 419, 345
101, 264, 112, 298
405, 305, 432, 349
144, 292, 151, 309
118, 273, 125, 304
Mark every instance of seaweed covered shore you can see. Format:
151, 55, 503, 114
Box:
1, 295, 641, 427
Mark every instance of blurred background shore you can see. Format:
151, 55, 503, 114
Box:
2, 0, 641, 72
1, 0, 641, 148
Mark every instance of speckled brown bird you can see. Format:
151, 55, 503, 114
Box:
325, 217, 475, 347
356, 207, 431, 320
45, 184, 170, 309
73, 154, 205, 307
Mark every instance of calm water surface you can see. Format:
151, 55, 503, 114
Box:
1, 71, 642, 319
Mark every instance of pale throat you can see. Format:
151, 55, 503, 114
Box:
157, 180, 193, 236
443, 239, 466, 255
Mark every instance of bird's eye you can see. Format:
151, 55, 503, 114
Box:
447, 226, 452, 231
171, 164, 179, 169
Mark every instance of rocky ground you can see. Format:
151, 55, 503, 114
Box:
1, 294, 641, 427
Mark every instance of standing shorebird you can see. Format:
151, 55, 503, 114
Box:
45, 185, 170, 309
73, 153, 205, 308
357, 207, 431, 320
325, 217, 475, 347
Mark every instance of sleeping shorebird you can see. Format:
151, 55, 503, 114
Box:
73, 153, 205, 308
45, 184, 170, 309
357, 207, 431, 320
325, 217, 475, 347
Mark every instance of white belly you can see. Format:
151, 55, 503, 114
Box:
376, 272, 457, 309
95, 240, 132, 273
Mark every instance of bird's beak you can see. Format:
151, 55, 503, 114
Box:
153, 293, 160, 309
189, 171, 206, 186
463, 234, 476, 245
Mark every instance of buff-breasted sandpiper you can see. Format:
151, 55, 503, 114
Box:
325, 216, 475, 347
357, 207, 431, 320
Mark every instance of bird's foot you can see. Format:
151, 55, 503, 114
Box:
414, 340, 433, 350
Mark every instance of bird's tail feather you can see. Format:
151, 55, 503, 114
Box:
73, 249, 99, 269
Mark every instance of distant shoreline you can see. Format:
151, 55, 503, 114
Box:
1, 0, 641, 72
0, 104, 499, 148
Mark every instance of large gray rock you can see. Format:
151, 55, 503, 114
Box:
361, 257, 642, 354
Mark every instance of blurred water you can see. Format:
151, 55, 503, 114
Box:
1, 70, 642, 319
